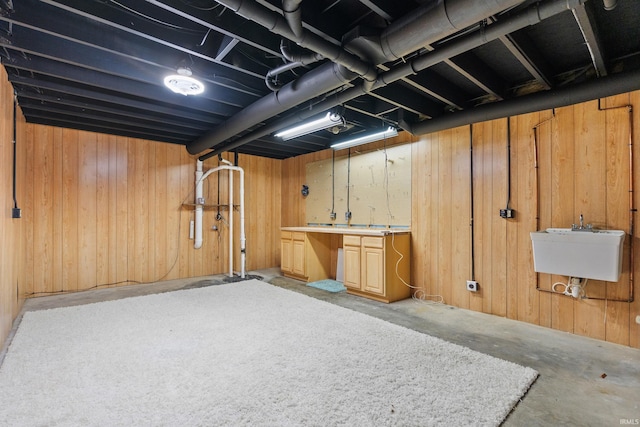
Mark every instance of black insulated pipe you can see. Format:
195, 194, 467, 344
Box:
200, 0, 586, 158
190, 0, 526, 156
211, 0, 376, 81
282, 0, 303, 37
379, 0, 524, 61
406, 68, 640, 136
187, 62, 357, 155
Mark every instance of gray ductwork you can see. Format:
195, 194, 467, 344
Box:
283, 0, 303, 37
187, 62, 356, 155
200, 0, 585, 159
404, 68, 640, 136
380, 0, 526, 61
188, 0, 528, 155
209, 0, 376, 81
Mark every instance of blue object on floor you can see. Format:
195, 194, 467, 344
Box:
306, 279, 347, 293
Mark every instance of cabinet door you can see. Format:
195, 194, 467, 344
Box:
292, 235, 306, 276
362, 237, 385, 295
343, 244, 361, 290
281, 238, 292, 273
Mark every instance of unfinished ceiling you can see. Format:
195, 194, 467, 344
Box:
1, 0, 639, 159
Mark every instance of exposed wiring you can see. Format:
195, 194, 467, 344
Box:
177, 0, 223, 12
380, 137, 444, 304
332, 152, 337, 210
108, 0, 206, 33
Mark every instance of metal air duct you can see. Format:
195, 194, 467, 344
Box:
187, 0, 525, 155
404, 68, 640, 136
200, 0, 585, 159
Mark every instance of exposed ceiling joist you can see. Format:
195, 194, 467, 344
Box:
0, 0, 637, 159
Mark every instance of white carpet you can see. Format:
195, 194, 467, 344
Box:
0, 279, 537, 426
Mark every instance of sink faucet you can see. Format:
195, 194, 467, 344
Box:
572, 214, 594, 231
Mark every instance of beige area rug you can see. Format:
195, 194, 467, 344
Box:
0, 279, 537, 426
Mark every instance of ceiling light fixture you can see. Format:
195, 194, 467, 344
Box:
330, 126, 398, 150
163, 67, 205, 96
274, 112, 344, 140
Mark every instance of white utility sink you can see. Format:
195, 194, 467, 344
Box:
530, 228, 625, 282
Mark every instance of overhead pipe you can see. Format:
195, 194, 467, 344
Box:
265, 2, 322, 91
209, 0, 376, 80
265, 61, 304, 91
282, 0, 303, 37
188, 0, 526, 155
379, 0, 525, 61
187, 61, 357, 154
404, 67, 640, 136
280, 39, 321, 65
200, 0, 586, 158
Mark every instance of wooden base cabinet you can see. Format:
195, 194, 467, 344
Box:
281, 231, 332, 281
343, 234, 411, 303
281, 227, 411, 303
281, 231, 307, 280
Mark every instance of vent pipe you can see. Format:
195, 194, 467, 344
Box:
380, 0, 526, 61
187, 0, 525, 155
404, 67, 640, 136
200, 0, 585, 159
283, 0, 303, 37
187, 62, 356, 155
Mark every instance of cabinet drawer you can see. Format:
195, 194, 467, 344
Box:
281, 231, 292, 239
292, 232, 306, 242
343, 235, 361, 247
361, 236, 384, 249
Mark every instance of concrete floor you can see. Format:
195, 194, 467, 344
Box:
3, 268, 639, 426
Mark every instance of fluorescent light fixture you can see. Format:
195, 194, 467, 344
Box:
274, 112, 344, 140
330, 126, 398, 150
164, 67, 205, 96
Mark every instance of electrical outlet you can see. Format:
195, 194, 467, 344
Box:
466, 280, 478, 292
345, 211, 352, 221
636, 315, 640, 325
499, 209, 515, 219
330, 212, 336, 220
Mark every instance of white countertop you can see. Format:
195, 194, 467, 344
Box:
281, 226, 410, 236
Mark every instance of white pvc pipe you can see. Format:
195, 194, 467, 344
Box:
194, 160, 204, 249
195, 159, 246, 278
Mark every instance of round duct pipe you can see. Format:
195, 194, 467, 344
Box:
199, 0, 587, 159
405, 68, 640, 136
187, 0, 526, 156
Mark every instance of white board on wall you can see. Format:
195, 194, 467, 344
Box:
305, 144, 411, 227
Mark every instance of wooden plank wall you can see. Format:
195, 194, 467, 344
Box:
18, 127, 281, 296
0, 67, 25, 348
282, 92, 640, 348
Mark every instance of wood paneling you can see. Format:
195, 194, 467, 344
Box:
17, 129, 281, 296
2, 53, 638, 352
283, 92, 640, 348
0, 67, 25, 348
